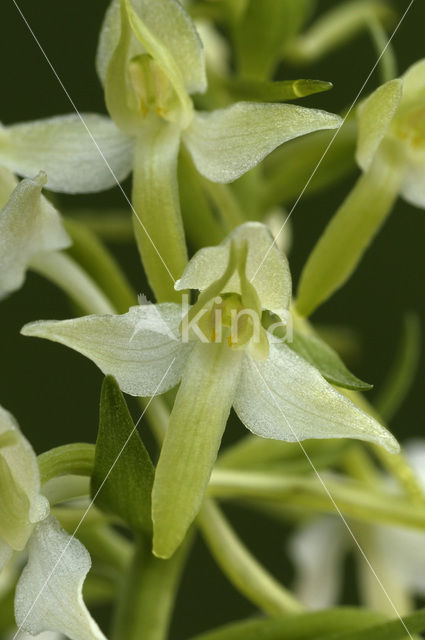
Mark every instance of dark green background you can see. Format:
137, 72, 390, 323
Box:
1, 0, 424, 637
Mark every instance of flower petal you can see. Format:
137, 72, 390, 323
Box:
0, 405, 50, 550
14, 516, 106, 640
183, 102, 342, 183
401, 58, 425, 103
233, 341, 399, 452
400, 151, 425, 208
0, 166, 18, 209
152, 342, 243, 558
0, 114, 133, 193
372, 523, 425, 600
124, 0, 206, 97
289, 517, 346, 609
176, 222, 292, 314
96, 0, 122, 86
356, 79, 403, 171
0, 172, 70, 298
404, 439, 425, 488
21, 304, 191, 397
0, 538, 13, 574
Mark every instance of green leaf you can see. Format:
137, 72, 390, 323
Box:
226, 78, 333, 103
289, 329, 372, 391
91, 375, 154, 534
188, 607, 387, 640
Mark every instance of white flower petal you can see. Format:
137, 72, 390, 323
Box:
400, 152, 425, 208
183, 102, 342, 183
195, 19, 230, 76
233, 342, 399, 452
124, 0, 206, 97
175, 222, 292, 314
21, 304, 191, 397
0, 405, 50, 550
14, 516, 106, 640
403, 439, 425, 488
356, 79, 403, 171
401, 58, 425, 104
8, 632, 64, 640
0, 173, 71, 298
0, 114, 133, 193
289, 517, 346, 609
96, 0, 122, 86
0, 166, 18, 209
372, 523, 425, 598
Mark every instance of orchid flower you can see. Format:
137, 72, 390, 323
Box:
0, 171, 114, 314
0, 405, 107, 640
0, 171, 70, 299
94, 0, 343, 301
289, 440, 425, 615
21, 223, 398, 559
297, 58, 425, 316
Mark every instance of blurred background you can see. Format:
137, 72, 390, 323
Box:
0, 0, 424, 636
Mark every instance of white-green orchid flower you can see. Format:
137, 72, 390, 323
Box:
0, 405, 107, 640
0, 171, 70, 300
21, 223, 398, 559
95, 0, 343, 301
289, 440, 425, 615
0, 171, 114, 314
297, 58, 425, 316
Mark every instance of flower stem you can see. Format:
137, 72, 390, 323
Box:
209, 469, 425, 532
38, 443, 95, 484
112, 534, 192, 640
198, 499, 303, 615
29, 251, 116, 315
64, 218, 137, 313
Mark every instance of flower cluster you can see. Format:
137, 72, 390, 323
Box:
1, 0, 424, 639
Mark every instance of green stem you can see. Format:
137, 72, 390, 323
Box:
188, 608, 388, 640
178, 148, 225, 249
76, 524, 133, 576
65, 209, 134, 243
208, 469, 425, 532
112, 534, 192, 640
366, 15, 397, 84
29, 251, 116, 315
198, 499, 303, 615
200, 178, 246, 232
285, 0, 395, 64
375, 313, 421, 421
64, 218, 137, 313
38, 443, 95, 484
41, 475, 90, 504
